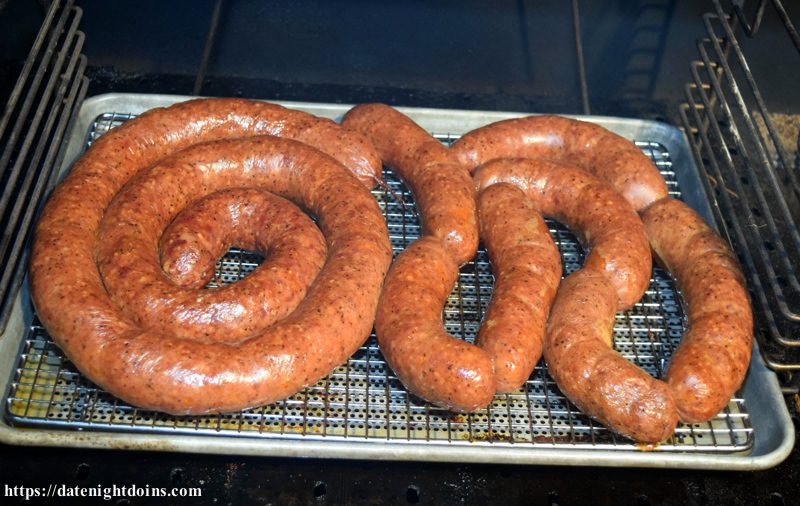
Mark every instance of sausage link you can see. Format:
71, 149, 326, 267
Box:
545, 269, 678, 443
473, 158, 651, 311
344, 104, 490, 411
474, 158, 674, 441
98, 188, 327, 343
65, 98, 381, 199
477, 183, 561, 392
30, 135, 392, 415
343, 103, 478, 265
460, 114, 753, 440
375, 236, 495, 411
641, 198, 753, 423
451, 115, 669, 212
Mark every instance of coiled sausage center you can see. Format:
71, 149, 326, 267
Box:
99, 187, 328, 344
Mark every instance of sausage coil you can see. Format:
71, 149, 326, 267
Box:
457, 114, 753, 442
29, 99, 392, 415
100, 187, 328, 343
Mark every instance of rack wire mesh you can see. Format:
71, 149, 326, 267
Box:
679, 0, 800, 385
4, 111, 753, 453
0, 0, 88, 334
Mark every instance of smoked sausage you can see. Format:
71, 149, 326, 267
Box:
476, 183, 561, 392
452, 115, 669, 212
30, 125, 392, 414
642, 198, 752, 423
462, 114, 753, 440
100, 187, 328, 343
545, 269, 678, 443
473, 158, 652, 311
344, 104, 492, 411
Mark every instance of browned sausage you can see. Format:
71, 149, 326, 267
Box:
460, 115, 753, 439
473, 158, 652, 311
343, 103, 478, 265
98, 188, 327, 343
451, 115, 669, 212
545, 269, 678, 443
476, 183, 561, 392
160, 188, 319, 288
30, 132, 392, 414
343, 104, 492, 411
473, 158, 676, 442
642, 198, 753, 423
375, 236, 495, 411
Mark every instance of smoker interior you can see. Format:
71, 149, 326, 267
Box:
1, 0, 799, 504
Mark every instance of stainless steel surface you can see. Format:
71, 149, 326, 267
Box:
0, 94, 793, 470
0, 0, 88, 334
679, 0, 800, 376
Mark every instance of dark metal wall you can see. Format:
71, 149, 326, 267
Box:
70, 0, 719, 122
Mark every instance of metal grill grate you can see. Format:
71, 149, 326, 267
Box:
0, 0, 88, 334
679, 0, 800, 384
4, 112, 753, 453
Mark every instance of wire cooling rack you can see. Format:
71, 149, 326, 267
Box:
4, 112, 753, 453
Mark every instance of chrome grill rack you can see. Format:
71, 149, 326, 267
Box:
0, 0, 88, 334
679, 0, 800, 388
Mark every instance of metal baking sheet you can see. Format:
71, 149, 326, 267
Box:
0, 93, 793, 470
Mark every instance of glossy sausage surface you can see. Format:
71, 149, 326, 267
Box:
345, 104, 491, 411
100, 187, 327, 343
642, 198, 753, 423
375, 236, 495, 411
476, 183, 561, 392
30, 129, 392, 414
464, 116, 753, 439
545, 269, 678, 443
452, 115, 669, 212
473, 158, 652, 311
343, 103, 478, 265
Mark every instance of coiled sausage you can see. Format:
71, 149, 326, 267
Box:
100, 187, 328, 343
29, 99, 392, 415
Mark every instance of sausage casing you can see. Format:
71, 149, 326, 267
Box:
30, 134, 392, 415
451, 115, 669, 212
473, 158, 651, 311
375, 236, 496, 411
545, 269, 678, 443
343, 103, 478, 265
642, 198, 753, 423
476, 183, 561, 393
345, 104, 491, 411
99, 187, 327, 343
